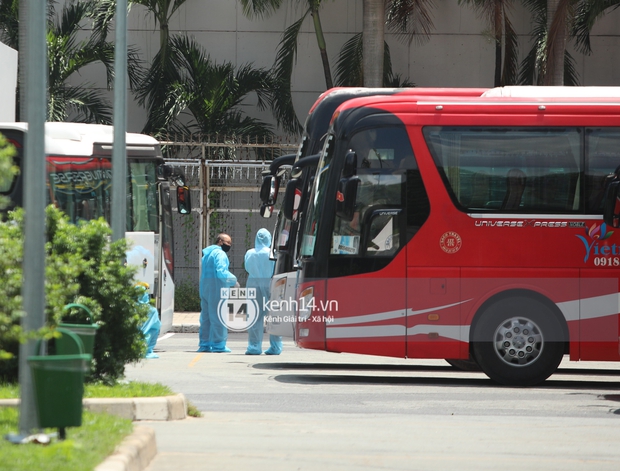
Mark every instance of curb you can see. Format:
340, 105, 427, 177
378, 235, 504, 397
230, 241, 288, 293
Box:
170, 324, 199, 333
94, 425, 157, 471
0, 393, 187, 421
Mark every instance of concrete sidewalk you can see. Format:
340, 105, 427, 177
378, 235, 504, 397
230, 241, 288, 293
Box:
170, 312, 200, 333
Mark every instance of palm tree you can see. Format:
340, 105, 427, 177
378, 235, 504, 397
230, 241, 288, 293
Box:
132, 0, 188, 134
0, 0, 19, 49
240, 0, 333, 89
520, 0, 620, 86
239, 0, 335, 135
0, 0, 141, 123
363, 0, 384, 87
337, 0, 432, 87
458, 0, 519, 86
47, 0, 142, 123
334, 32, 415, 87
147, 34, 276, 142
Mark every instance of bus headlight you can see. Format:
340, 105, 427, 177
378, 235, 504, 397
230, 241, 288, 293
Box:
273, 277, 287, 301
298, 286, 314, 321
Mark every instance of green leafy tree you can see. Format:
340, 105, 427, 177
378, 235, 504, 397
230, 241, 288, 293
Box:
157, 35, 276, 140
47, 0, 143, 123
0, 206, 150, 383
45, 207, 150, 382
132, 0, 190, 135
0, 134, 20, 367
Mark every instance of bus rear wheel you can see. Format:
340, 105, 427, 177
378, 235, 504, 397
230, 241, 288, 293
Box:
471, 296, 565, 386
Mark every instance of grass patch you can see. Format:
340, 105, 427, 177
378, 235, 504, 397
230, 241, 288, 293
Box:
0, 407, 133, 471
187, 401, 203, 418
0, 383, 18, 399
0, 381, 174, 399
84, 381, 174, 398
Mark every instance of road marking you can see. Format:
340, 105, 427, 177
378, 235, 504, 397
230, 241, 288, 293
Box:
189, 353, 203, 368
158, 333, 175, 341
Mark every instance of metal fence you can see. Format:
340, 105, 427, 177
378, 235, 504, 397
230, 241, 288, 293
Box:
162, 137, 297, 289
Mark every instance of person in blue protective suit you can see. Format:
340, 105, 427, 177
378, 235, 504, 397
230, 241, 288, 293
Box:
137, 283, 161, 359
198, 233, 238, 353
244, 228, 282, 355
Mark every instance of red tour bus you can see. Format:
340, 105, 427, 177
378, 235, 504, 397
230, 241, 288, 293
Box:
294, 86, 620, 386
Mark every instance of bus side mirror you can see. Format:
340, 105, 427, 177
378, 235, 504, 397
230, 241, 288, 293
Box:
336, 176, 359, 221
343, 151, 358, 178
603, 180, 620, 228
177, 186, 191, 215
282, 178, 299, 220
260, 203, 274, 218
260, 175, 279, 205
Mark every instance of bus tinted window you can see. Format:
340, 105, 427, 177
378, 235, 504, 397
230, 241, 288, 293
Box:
424, 127, 587, 213
585, 128, 620, 212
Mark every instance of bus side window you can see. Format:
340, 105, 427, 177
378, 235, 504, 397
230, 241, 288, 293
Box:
502, 168, 527, 211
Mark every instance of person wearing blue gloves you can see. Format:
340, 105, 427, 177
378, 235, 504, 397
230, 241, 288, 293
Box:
198, 233, 238, 353
244, 228, 282, 355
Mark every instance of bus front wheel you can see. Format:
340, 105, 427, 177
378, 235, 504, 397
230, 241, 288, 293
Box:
471, 296, 565, 386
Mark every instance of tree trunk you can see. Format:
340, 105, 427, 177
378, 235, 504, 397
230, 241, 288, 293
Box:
363, 0, 385, 87
493, 1, 502, 87
311, 7, 333, 89
544, 0, 566, 85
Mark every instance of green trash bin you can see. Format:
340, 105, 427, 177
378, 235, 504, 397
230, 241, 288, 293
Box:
60, 303, 98, 357
57, 323, 98, 356
28, 329, 91, 440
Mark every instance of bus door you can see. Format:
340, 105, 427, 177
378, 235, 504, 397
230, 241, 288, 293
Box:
324, 125, 420, 358
581, 130, 620, 361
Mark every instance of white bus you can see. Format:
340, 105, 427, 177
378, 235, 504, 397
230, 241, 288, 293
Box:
0, 122, 191, 333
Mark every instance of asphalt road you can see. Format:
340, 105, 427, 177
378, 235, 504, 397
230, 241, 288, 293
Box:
125, 332, 620, 471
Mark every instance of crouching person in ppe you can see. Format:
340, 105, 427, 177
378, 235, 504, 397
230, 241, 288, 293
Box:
199, 233, 238, 353
245, 228, 282, 355
137, 283, 161, 359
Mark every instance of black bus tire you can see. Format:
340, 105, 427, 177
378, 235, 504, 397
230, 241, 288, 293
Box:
471, 296, 565, 386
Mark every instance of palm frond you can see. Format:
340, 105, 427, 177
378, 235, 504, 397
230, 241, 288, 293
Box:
239, 0, 284, 19
573, 0, 620, 55
386, 0, 435, 46
48, 84, 113, 124
564, 50, 580, 86
335, 33, 363, 86
501, 14, 519, 85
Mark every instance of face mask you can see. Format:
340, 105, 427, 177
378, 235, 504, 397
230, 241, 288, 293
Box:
221, 243, 231, 253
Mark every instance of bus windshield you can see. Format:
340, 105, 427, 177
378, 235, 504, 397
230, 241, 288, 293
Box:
300, 135, 334, 257
46, 156, 160, 232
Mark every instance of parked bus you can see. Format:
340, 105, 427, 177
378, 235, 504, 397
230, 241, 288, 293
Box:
0, 122, 191, 334
293, 87, 620, 386
261, 88, 488, 337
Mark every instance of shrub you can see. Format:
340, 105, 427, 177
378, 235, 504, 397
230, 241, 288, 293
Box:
0, 207, 150, 383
